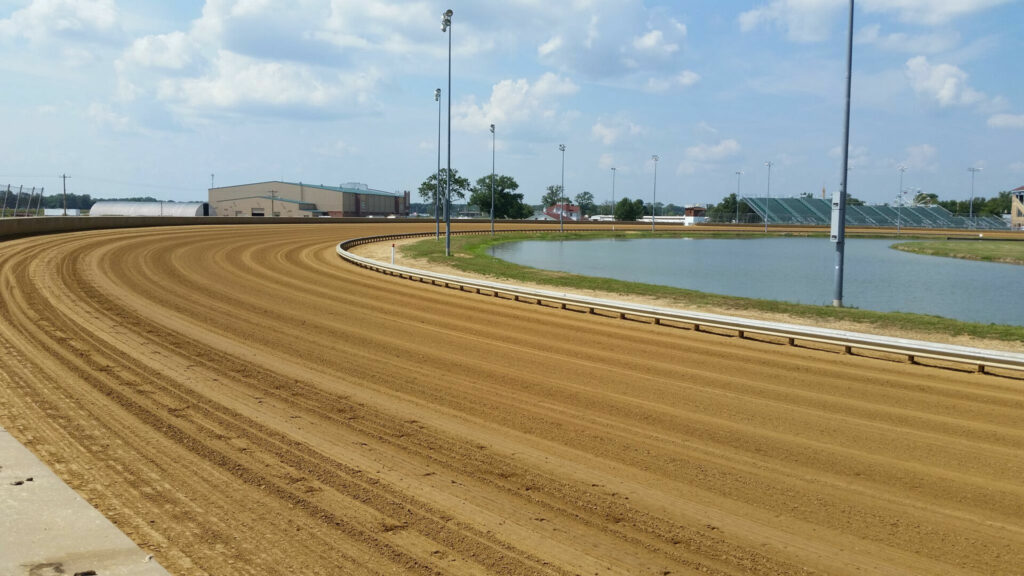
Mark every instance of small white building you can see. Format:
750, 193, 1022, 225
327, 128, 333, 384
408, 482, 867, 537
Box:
43, 208, 82, 216
89, 201, 211, 217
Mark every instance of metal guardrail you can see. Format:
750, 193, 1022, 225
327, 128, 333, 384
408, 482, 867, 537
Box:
337, 230, 1024, 376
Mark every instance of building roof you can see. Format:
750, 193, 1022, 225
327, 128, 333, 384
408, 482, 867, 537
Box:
212, 180, 402, 198
216, 195, 317, 209
1011, 185, 1024, 193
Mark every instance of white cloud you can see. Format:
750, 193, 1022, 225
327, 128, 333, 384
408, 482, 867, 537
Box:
904, 56, 985, 108
121, 31, 196, 70
534, 2, 690, 82
590, 117, 645, 146
988, 114, 1024, 129
855, 24, 959, 54
738, 0, 843, 43
0, 0, 117, 42
633, 30, 678, 55
828, 145, 870, 168
538, 36, 563, 58
87, 102, 138, 133
860, 0, 1013, 26
644, 70, 700, 93
687, 139, 741, 163
156, 50, 378, 114
740, 0, 1009, 42
901, 144, 939, 172
679, 139, 741, 174
452, 73, 579, 133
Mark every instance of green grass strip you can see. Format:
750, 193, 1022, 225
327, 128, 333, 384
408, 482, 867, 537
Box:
402, 231, 1024, 343
892, 240, 1024, 265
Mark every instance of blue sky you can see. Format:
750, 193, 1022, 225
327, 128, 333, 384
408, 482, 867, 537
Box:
1, 0, 1022, 208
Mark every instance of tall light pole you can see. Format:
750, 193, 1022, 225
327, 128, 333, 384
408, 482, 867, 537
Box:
610, 166, 616, 231
435, 88, 441, 240
831, 0, 854, 308
441, 9, 453, 256
651, 155, 659, 232
559, 144, 566, 233
897, 165, 905, 236
968, 166, 982, 225
763, 161, 773, 233
735, 170, 743, 224
490, 123, 495, 235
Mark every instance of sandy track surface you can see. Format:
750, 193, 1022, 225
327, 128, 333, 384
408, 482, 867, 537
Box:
1, 223, 1022, 575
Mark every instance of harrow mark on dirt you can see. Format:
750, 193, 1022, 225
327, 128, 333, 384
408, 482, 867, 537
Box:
1, 223, 1022, 575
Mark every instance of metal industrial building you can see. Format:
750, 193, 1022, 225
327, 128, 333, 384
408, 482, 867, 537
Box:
209, 181, 409, 218
90, 201, 210, 217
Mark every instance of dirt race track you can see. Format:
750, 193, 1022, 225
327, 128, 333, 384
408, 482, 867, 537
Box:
1, 223, 1022, 575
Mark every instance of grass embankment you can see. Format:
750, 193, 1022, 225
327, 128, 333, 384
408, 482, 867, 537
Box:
402, 231, 1024, 344
893, 240, 1024, 265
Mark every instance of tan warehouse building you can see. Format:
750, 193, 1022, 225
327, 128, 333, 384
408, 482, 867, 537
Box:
209, 181, 410, 218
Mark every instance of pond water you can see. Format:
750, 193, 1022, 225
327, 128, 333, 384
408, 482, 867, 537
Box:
488, 237, 1024, 326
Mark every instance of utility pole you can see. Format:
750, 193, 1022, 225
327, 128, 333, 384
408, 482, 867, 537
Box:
606, 165, 614, 229
36, 187, 46, 215
2, 185, 9, 218
735, 170, 743, 224
62, 174, 69, 216
211, 173, 215, 189
897, 165, 905, 236
13, 185, 23, 217
270, 190, 277, 217
831, 0, 855, 308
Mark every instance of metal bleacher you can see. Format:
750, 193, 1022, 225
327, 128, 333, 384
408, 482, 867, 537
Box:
741, 197, 1009, 230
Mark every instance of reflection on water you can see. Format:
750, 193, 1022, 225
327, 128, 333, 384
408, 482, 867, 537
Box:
489, 237, 1024, 326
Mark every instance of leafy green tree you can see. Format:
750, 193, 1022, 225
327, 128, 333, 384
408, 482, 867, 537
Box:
540, 185, 563, 208
574, 191, 595, 215
468, 174, 532, 219
981, 191, 1012, 215
614, 197, 643, 221
418, 168, 470, 207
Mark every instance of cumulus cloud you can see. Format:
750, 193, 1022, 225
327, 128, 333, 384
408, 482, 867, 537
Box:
860, 0, 1013, 26
87, 102, 136, 132
988, 114, 1024, 129
0, 0, 117, 42
678, 138, 741, 174
828, 145, 870, 168
644, 70, 700, 93
534, 1, 689, 81
740, 0, 1010, 42
155, 50, 379, 115
591, 117, 645, 146
738, 0, 841, 43
855, 24, 959, 54
904, 56, 985, 108
452, 73, 579, 133
121, 31, 197, 70
901, 144, 939, 172
633, 30, 678, 55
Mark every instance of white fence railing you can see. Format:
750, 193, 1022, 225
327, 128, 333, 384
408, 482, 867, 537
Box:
337, 231, 1024, 376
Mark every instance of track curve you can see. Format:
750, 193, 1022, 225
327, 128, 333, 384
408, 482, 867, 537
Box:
1, 223, 1022, 575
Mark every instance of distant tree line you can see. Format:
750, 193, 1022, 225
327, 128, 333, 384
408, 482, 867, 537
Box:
1, 191, 171, 212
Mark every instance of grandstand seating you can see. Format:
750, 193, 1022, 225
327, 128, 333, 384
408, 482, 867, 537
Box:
740, 197, 1009, 230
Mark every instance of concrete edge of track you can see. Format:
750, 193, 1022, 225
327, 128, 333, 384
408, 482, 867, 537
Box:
0, 426, 172, 576
337, 230, 1024, 376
